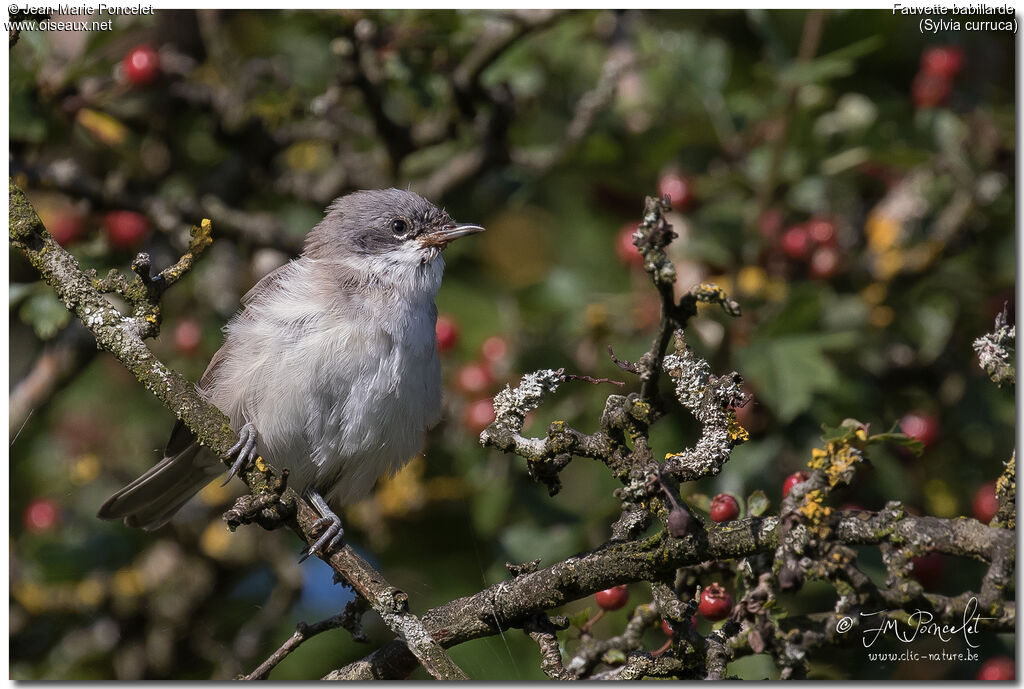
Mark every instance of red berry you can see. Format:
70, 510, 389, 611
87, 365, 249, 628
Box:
806, 217, 836, 246
462, 398, 495, 433
921, 45, 964, 80
615, 223, 643, 267
782, 471, 810, 499
435, 315, 459, 353
709, 494, 740, 523
809, 246, 841, 279
24, 498, 60, 534
173, 318, 202, 356
103, 211, 149, 250
912, 71, 952, 109
481, 335, 508, 363
972, 481, 999, 524
780, 225, 812, 260
594, 584, 629, 611
698, 583, 732, 622
977, 656, 1015, 681
911, 551, 946, 589
456, 362, 493, 394
657, 171, 694, 210
123, 44, 161, 86
900, 411, 940, 448
49, 212, 84, 246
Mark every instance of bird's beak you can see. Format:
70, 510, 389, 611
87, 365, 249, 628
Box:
420, 223, 485, 247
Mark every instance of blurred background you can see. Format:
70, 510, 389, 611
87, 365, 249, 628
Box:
8, 8, 1015, 680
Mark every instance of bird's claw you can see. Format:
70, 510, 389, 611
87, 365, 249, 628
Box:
298, 490, 345, 563
222, 422, 259, 486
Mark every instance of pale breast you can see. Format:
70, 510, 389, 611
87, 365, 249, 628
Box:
201, 256, 444, 509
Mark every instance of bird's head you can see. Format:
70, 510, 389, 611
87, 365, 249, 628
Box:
305, 189, 484, 280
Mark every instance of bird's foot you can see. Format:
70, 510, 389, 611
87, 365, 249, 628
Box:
299, 490, 345, 563
222, 422, 260, 486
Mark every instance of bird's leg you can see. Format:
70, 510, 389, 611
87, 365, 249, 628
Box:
222, 422, 260, 486
299, 490, 345, 563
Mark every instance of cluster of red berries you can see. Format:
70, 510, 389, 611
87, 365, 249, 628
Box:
48, 209, 150, 251
912, 45, 963, 109
592, 580, 732, 622
772, 215, 841, 280
435, 315, 509, 433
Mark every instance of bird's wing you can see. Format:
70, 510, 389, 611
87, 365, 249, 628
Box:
240, 261, 292, 306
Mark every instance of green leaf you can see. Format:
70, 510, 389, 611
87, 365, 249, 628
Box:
602, 648, 627, 665
871, 428, 924, 457
688, 492, 711, 514
9, 283, 34, 308
19, 290, 71, 340
569, 609, 592, 629
746, 489, 770, 517
819, 418, 869, 444
736, 332, 857, 422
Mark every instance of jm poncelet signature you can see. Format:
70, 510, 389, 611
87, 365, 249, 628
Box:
835, 597, 995, 649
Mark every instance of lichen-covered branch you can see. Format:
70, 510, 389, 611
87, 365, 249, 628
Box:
974, 305, 1015, 387
9, 182, 466, 682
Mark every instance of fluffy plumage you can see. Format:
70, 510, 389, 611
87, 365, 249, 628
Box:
98, 189, 480, 530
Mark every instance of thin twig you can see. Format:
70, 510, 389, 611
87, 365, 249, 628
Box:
556, 368, 625, 387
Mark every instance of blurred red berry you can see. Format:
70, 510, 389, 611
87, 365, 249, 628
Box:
103, 211, 149, 250
710, 494, 740, 523
481, 335, 508, 363
49, 212, 84, 246
809, 246, 841, 279
462, 398, 495, 432
173, 318, 202, 356
972, 481, 999, 524
616, 223, 643, 267
595, 585, 629, 611
911, 551, 946, 589
123, 44, 161, 86
782, 471, 810, 499
456, 362, 493, 394
657, 171, 694, 210
698, 583, 732, 622
24, 498, 60, 534
435, 315, 459, 353
806, 217, 836, 246
758, 208, 783, 240
921, 45, 964, 80
912, 71, 952, 109
780, 225, 812, 260
900, 411, 940, 448
977, 656, 1015, 681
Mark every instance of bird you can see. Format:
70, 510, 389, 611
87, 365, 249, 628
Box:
98, 188, 484, 560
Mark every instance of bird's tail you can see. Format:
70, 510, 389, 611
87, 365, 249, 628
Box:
98, 421, 224, 531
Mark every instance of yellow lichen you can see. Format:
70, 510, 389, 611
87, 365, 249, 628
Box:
726, 411, 749, 444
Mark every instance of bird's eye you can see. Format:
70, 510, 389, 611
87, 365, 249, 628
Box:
391, 219, 408, 235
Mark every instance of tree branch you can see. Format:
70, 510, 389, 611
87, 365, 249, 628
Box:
8, 182, 467, 682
